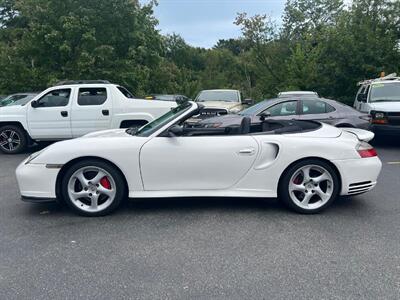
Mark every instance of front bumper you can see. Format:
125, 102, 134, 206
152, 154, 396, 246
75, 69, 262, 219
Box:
370, 124, 400, 136
16, 158, 60, 200
333, 157, 382, 196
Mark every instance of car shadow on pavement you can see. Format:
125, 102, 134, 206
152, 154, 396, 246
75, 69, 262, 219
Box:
20, 195, 366, 219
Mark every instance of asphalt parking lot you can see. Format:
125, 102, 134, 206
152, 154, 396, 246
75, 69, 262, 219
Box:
0, 140, 399, 299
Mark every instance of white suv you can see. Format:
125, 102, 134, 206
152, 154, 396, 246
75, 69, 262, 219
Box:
0, 80, 176, 154
354, 73, 400, 136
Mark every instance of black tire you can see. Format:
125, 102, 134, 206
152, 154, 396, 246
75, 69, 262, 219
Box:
0, 125, 28, 154
278, 159, 340, 214
61, 159, 126, 217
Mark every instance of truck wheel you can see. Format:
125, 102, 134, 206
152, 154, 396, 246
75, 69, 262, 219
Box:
0, 125, 28, 154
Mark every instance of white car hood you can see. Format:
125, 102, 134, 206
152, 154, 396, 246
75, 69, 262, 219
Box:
369, 102, 400, 112
82, 129, 131, 138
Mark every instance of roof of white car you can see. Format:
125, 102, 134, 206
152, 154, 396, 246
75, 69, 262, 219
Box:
56, 83, 118, 88
279, 91, 317, 95
200, 89, 239, 92
358, 73, 400, 86
370, 79, 400, 85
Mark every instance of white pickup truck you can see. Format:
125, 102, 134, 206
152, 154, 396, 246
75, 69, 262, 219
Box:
0, 80, 176, 154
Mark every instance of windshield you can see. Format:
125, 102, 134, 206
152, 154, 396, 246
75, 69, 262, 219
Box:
370, 82, 400, 103
134, 102, 193, 137
196, 90, 239, 102
239, 100, 268, 116
0, 94, 36, 107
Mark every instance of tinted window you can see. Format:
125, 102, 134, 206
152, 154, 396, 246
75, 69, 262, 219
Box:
117, 86, 134, 99
302, 100, 335, 115
78, 88, 107, 106
37, 89, 70, 107
264, 101, 297, 116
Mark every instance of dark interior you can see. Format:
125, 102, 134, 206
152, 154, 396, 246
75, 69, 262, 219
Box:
172, 116, 322, 137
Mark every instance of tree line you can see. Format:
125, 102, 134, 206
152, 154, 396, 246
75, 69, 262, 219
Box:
0, 0, 399, 103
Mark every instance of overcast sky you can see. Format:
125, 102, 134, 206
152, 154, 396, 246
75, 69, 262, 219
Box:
142, 0, 286, 48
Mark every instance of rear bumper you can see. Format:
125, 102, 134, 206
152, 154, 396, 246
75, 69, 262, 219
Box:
332, 157, 382, 196
370, 124, 400, 136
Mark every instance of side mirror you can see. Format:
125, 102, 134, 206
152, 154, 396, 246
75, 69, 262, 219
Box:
260, 111, 271, 121
243, 98, 254, 105
357, 94, 367, 103
31, 100, 39, 108
168, 125, 184, 137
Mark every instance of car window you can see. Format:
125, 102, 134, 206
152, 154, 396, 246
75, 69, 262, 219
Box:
239, 100, 269, 116
264, 101, 298, 116
78, 88, 107, 106
196, 90, 239, 102
370, 82, 400, 103
3, 95, 36, 106
117, 86, 135, 99
302, 100, 335, 115
37, 89, 71, 107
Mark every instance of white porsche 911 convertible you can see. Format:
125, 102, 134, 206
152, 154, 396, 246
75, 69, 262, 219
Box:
16, 101, 382, 216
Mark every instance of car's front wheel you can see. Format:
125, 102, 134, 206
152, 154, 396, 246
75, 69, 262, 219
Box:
61, 159, 126, 216
279, 159, 340, 214
0, 125, 28, 154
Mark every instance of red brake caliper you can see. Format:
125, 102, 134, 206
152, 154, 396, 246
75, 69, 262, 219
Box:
100, 177, 111, 190
293, 174, 302, 185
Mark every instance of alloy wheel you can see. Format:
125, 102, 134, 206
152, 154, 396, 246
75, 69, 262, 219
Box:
68, 167, 117, 213
0, 130, 21, 152
288, 164, 334, 210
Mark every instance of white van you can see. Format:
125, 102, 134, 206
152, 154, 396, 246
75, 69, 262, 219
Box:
354, 73, 400, 136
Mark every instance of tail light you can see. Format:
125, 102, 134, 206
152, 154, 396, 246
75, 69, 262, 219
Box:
370, 111, 388, 124
356, 142, 378, 158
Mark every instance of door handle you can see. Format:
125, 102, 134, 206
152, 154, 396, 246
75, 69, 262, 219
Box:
60, 111, 68, 117
238, 148, 255, 155
102, 110, 109, 116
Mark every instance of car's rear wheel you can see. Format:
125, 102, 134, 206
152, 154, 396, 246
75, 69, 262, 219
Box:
279, 159, 340, 214
61, 160, 126, 216
0, 125, 27, 154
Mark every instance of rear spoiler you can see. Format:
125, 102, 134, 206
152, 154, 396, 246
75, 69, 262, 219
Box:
341, 128, 375, 142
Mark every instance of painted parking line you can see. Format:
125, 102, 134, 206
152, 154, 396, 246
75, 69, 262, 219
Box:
387, 161, 400, 165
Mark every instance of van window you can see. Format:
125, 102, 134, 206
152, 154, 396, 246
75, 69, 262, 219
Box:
78, 88, 107, 106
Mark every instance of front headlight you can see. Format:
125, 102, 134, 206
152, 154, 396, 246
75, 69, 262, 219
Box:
25, 149, 46, 164
374, 112, 385, 119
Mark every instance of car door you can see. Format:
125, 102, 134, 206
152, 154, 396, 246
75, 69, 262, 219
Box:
299, 99, 337, 124
139, 135, 259, 191
71, 87, 112, 137
27, 88, 72, 139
